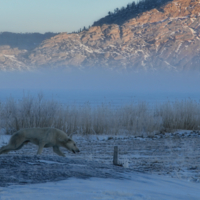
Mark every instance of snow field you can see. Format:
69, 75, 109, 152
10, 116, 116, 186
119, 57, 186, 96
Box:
1, 131, 200, 183
1, 173, 200, 200
0, 127, 200, 199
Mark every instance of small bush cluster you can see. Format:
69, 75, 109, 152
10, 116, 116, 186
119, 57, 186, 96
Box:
0, 94, 200, 135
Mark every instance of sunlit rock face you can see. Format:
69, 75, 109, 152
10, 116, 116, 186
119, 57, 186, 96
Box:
0, 46, 28, 71
1, 0, 200, 71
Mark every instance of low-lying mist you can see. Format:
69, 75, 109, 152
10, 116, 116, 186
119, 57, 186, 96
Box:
0, 68, 200, 105
0, 68, 200, 93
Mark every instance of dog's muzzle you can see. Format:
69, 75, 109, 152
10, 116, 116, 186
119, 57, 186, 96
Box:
72, 149, 80, 154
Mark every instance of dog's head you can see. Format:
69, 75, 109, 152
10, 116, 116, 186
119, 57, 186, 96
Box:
64, 138, 80, 154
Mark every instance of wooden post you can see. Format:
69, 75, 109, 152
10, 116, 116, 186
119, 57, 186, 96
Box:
113, 146, 118, 165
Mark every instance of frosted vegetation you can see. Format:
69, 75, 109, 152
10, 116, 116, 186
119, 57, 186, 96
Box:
0, 93, 200, 135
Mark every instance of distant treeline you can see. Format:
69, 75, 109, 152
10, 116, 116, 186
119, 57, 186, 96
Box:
93, 0, 172, 26
0, 32, 58, 50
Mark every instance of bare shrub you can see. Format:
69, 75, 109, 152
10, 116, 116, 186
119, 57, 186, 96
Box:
116, 102, 161, 135
158, 100, 200, 131
0, 93, 62, 134
0, 94, 200, 135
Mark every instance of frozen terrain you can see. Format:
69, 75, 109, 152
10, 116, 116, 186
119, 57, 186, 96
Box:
1, 131, 200, 183
1, 173, 200, 200
0, 131, 200, 199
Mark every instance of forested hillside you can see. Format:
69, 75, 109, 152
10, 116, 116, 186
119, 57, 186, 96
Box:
93, 0, 172, 26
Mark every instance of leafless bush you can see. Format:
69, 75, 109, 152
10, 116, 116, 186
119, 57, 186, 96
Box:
0, 94, 199, 135
0, 93, 62, 134
158, 100, 200, 131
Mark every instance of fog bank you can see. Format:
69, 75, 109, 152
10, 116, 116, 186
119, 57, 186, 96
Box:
0, 69, 200, 93
0, 69, 200, 105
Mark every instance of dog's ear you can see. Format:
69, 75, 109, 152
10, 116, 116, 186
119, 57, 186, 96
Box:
58, 137, 71, 143
65, 138, 72, 143
59, 138, 72, 147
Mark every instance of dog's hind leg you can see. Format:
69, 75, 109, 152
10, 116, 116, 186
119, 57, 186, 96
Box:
15, 140, 29, 150
53, 146, 65, 157
0, 134, 28, 155
0, 144, 17, 154
0, 145, 10, 154
37, 142, 45, 155
0, 142, 26, 154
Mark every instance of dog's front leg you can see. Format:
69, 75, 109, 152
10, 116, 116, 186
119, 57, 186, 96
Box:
53, 146, 65, 157
37, 142, 45, 155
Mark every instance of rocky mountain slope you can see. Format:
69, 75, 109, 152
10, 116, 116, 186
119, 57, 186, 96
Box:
1, 0, 200, 71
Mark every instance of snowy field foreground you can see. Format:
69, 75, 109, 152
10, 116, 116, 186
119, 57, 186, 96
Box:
0, 132, 200, 199
0, 173, 200, 200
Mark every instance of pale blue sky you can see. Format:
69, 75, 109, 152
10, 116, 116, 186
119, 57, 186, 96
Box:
0, 0, 135, 33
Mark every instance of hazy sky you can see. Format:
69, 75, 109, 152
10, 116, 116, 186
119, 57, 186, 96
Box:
0, 0, 135, 33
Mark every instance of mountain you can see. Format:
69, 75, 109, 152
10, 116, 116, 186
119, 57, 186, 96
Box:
1, 0, 200, 71
0, 32, 57, 70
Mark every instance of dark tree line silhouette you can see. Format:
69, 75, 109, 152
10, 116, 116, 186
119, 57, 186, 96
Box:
72, 25, 91, 34
93, 0, 172, 26
73, 0, 172, 33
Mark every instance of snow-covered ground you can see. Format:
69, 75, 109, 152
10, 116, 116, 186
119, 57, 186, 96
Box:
0, 131, 200, 199
0, 173, 200, 200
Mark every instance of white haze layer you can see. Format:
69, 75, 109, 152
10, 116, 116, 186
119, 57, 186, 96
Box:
0, 69, 200, 105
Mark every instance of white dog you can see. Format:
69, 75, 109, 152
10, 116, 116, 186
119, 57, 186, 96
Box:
0, 127, 80, 157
